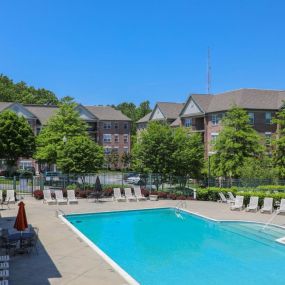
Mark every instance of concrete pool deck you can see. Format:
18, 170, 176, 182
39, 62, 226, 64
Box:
1, 197, 285, 285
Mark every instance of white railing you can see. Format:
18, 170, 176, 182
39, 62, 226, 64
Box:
175, 201, 187, 219
260, 211, 279, 232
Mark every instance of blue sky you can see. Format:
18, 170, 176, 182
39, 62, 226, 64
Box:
0, 0, 284, 106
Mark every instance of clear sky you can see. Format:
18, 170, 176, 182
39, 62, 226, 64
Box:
0, 0, 284, 106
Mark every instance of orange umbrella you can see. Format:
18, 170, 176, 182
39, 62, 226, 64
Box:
14, 201, 28, 231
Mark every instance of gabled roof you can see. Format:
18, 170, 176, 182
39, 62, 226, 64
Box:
0, 102, 13, 112
137, 112, 151, 123
85, 106, 131, 121
24, 104, 58, 124
182, 89, 285, 116
151, 102, 184, 120
170, 117, 181, 127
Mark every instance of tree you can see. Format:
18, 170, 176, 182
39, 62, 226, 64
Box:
35, 101, 88, 165
57, 136, 104, 178
120, 152, 132, 169
0, 74, 59, 105
212, 106, 263, 179
114, 100, 152, 135
172, 128, 204, 183
0, 110, 35, 173
273, 107, 285, 178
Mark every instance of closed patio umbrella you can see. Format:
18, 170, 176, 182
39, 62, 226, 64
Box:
14, 201, 28, 232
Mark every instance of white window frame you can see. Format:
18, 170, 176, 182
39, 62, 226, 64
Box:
123, 134, 128, 143
211, 132, 219, 145
123, 147, 129, 153
265, 112, 272, 125
103, 122, 112, 129
265, 132, 272, 146
104, 147, 112, 154
103, 134, 112, 143
185, 118, 192, 128
114, 134, 119, 143
248, 112, 254, 125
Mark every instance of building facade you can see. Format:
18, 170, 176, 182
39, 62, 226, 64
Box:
0, 102, 131, 173
136, 102, 184, 131
179, 89, 285, 156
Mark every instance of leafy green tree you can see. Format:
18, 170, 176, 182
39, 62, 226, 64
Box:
132, 122, 176, 189
57, 136, 104, 178
35, 101, 88, 165
0, 110, 35, 173
239, 156, 277, 179
0, 74, 58, 104
120, 152, 132, 169
273, 107, 285, 178
212, 106, 263, 179
172, 128, 204, 181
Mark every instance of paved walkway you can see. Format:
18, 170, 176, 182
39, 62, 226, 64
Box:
1, 197, 285, 285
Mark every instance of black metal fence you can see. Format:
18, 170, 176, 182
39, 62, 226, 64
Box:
2, 172, 285, 195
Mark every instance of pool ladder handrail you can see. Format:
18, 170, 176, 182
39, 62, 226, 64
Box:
260, 211, 279, 232
175, 201, 187, 219
56, 209, 66, 217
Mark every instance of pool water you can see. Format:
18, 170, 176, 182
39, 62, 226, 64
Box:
65, 208, 285, 285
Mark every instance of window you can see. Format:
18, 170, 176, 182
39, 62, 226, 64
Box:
211, 133, 219, 145
36, 127, 41, 135
124, 147, 129, 153
124, 122, 128, 130
103, 134, 112, 143
265, 132, 272, 146
114, 122, 118, 129
123, 134, 128, 143
265, 112, 272, 124
248, 112, 254, 125
185, 118, 192, 128
113, 147, 119, 153
103, 122, 111, 129
114, 134, 119, 143
19, 160, 33, 170
104, 147, 112, 154
211, 113, 222, 125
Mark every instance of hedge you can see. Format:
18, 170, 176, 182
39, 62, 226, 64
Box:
196, 187, 285, 206
257, 185, 285, 192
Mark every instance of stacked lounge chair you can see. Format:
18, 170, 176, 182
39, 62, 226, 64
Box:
276, 199, 285, 215
43, 190, 56, 205
113, 188, 126, 202
260, 198, 273, 213
245, 196, 259, 212
67, 190, 78, 204
54, 190, 67, 205
230, 196, 244, 211
134, 186, 147, 201
124, 188, 137, 202
0, 255, 9, 284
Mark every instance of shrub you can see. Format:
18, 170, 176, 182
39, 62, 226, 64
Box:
176, 195, 186, 200
167, 193, 177, 200
141, 188, 149, 197
257, 185, 285, 192
33, 190, 43, 200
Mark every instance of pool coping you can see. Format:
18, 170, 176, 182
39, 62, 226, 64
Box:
59, 206, 285, 285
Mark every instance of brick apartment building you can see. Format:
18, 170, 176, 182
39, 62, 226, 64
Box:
136, 102, 184, 131
179, 88, 285, 156
0, 102, 131, 173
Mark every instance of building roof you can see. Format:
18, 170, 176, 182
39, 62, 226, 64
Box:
0, 102, 13, 112
170, 117, 181, 127
155, 102, 184, 119
85, 106, 131, 121
24, 105, 58, 124
183, 89, 285, 115
137, 112, 151, 123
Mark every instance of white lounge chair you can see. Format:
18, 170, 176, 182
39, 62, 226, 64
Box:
6, 190, 15, 204
124, 188, 137, 202
67, 190, 78, 204
245, 196, 259, 212
228, 192, 235, 202
260, 197, 273, 213
276, 199, 285, 214
0, 270, 9, 279
43, 190, 56, 205
54, 190, 67, 205
0, 279, 8, 285
134, 186, 147, 201
230, 196, 244, 211
0, 256, 9, 262
218, 192, 232, 203
113, 188, 126, 202
0, 263, 8, 270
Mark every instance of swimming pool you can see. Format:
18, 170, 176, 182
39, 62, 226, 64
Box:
64, 208, 285, 285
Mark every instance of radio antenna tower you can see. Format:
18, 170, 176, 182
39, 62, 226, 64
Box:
207, 47, 212, 94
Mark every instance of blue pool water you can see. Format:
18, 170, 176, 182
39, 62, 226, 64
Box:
65, 208, 285, 285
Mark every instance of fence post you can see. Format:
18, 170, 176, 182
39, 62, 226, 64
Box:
13, 176, 16, 191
